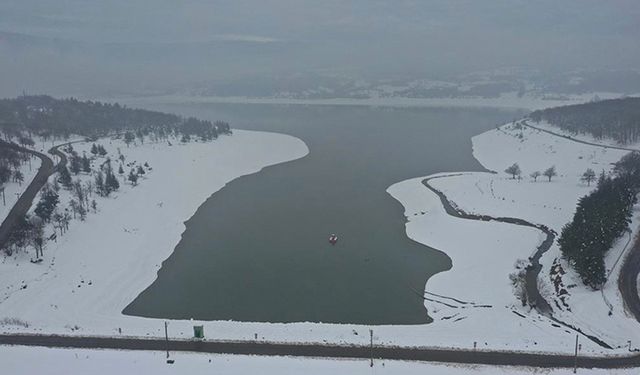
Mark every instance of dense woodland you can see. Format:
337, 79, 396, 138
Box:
0, 95, 231, 140
558, 152, 640, 289
529, 97, 640, 144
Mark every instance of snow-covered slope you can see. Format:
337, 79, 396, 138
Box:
388, 121, 640, 354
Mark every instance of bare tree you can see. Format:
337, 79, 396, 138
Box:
505, 163, 522, 179
69, 199, 79, 219
530, 171, 541, 182
543, 166, 557, 182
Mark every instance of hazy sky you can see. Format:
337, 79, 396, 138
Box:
1, 0, 639, 97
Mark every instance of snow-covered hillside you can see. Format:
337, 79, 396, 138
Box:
388, 121, 640, 354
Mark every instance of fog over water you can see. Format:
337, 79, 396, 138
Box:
1, 1, 639, 97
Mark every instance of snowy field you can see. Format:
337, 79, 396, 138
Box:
1, 345, 637, 375
388, 121, 640, 355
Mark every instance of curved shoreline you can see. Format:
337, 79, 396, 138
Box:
422, 173, 615, 349
422, 173, 554, 315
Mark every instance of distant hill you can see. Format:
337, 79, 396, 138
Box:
529, 97, 640, 144
0, 95, 230, 139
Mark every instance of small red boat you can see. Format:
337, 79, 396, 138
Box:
328, 234, 338, 245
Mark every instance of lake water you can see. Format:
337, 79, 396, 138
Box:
123, 103, 522, 324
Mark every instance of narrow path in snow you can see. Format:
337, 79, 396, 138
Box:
422, 173, 554, 316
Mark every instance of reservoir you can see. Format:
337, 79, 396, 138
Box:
123, 103, 523, 324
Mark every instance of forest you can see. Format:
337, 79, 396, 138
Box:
529, 97, 640, 144
0, 95, 231, 140
558, 152, 640, 289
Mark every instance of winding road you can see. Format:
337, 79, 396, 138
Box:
0, 138, 78, 250
0, 140, 55, 248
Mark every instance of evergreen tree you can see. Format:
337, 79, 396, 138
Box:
559, 169, 638, 289
81, 154, 91, 173
95, 171, 105, 196
105, 167, 120, 193
58, 164, 72, 188
581, 168, 596, 186
97, 145, 107, 156
69, 155, 81, 175
128, 169, 138, 186
90, 143, 98, 155
34, 186, 59, 222
124, 132, 135, 147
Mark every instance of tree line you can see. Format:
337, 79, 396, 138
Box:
529, 97, 640, 144
558, 152, 640, 289
0, 95, 232, 141
504, 163, 557, 182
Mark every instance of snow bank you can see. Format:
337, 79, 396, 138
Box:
4, 345, 640, 375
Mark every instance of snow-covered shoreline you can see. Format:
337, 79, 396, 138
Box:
116, 91, 629, 112
1, 109, 639, 359
388, 120, 640, 355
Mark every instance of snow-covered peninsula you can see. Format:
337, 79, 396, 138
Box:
0, 129, 309, 336
389, 120, 640, 354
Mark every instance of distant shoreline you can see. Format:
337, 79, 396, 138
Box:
108, 92, 633, 112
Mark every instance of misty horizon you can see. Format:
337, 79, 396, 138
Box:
1, 1, 639, 98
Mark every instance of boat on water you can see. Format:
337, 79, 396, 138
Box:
328, 234, 338, 245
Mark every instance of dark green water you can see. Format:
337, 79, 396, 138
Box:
123, 103, 522, 324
